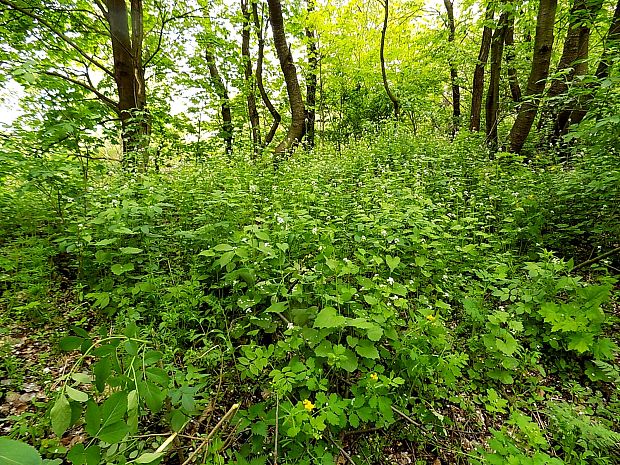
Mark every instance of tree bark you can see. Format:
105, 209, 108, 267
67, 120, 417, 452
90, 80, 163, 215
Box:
470, 4, 494, 132
252, 1, 281, 147
443, 0, 460, 136
485, 11, 508, 150
509, 0, 558, 153
106, 0, 149, 169
380, 0, 399, 120
241, 0, 261, 156
267, 0, 306, 156
305, 0, 318, 149
562, 0, 620, 132
505, 16, 522, 103
205, 36, 233, 155
540, 0, 603, 141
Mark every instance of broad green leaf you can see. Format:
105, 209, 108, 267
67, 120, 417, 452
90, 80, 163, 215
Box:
84, 401, 101, 436
214, 244, 234, 251
266, 301, 288, 313
93, 358, 111, 392
59, 336, 84, 351
94, 238, 117, 246
355, 340, 379, 359
385, 255, 400, 272
50, 394, 71, 437
0, 438, 42, 465
314, 306, 346, 328
71, 372, 91, 384
101, 391, 127, 428
135, 452, 164, 464
66, 386, 89, 403
138, 380, 166, 413
97, 421, 129, 443
110, 263, 134, 275
339, 349, 358, 372
119, 247, 142, 254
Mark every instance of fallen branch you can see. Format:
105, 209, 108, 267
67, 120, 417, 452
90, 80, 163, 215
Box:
573, 246, 620, 271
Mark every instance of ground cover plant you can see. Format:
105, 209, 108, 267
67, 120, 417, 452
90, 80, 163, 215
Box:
1, 131, 619, 464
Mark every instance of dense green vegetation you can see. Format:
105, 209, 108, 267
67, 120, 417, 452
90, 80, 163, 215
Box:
1, 0, 619, 463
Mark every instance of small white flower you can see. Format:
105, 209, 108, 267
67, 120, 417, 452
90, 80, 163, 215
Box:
387, 277, 394, 285
393, 238, 400, 244
287, 322, 295, 330
381, 229, 387, 237
312, 227, 318, 234
249, 184, 257, 192
361, 235, 366, 240
277, 216, 284, 224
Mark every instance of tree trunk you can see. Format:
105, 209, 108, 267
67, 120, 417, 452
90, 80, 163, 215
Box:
380, 0, 399, 120
252, 1, 281, 147
443, 0, 460, 136
470, 4, 494, 132
505, 16, 522, 103
562, 0, 620, 133
509, 0, 558, 154
106, 0, 149, 169
540, 0, 603, 141
485, 11, 508, 150
241, 0, 261, 156
267, 0, 306, 157
305, 0, 318, 149
205, 41, 233, 155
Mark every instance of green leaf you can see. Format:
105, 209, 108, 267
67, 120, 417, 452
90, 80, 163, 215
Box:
110, 263, 134, 275
385, 255, 400, 272
314, 306, 347, 328
119, 247, 143, 254
355, 340, 380, 359
138, 380, 166, 413
101, 391, 127, 428
339, 349, 358, 372
266, 301, 288, 313
93, 358, 111, 392
84, 401, 101, 436
135, 452, 164, 464
171, 409, 187, 432
94, 238, 117, 246
214, 244, 234, 251
66, 386, 89, 403
59, 336, 84, 351
71, 372, 91, 384
0, 438, 42, 465
143, 350, 162, 366
98, 421, 129, 443
50, 394, 71, 437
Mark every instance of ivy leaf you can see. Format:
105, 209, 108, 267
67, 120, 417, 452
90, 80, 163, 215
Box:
50, 394, 71, 437
313, 306, 346, 328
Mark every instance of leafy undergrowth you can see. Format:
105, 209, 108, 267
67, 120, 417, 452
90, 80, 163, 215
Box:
1, 133, 619, 464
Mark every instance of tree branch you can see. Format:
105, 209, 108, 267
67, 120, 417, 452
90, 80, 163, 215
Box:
42, 70, 119, 114
0, 0, 114, 78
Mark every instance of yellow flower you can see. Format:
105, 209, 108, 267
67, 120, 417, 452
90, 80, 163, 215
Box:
302, 399, 315, 412
426, 314, 436, 322
370, 373, 379, 382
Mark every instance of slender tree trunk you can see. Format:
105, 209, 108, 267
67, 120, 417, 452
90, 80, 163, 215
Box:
443, 0, 460, 136
241, 0, 261, 156
380, 0, 399, 120
562, 0, 620, 133
485, 11, 508, 150
252, 2, 281, 146
305, 0, 318, 149
505, 16, 522, 103
106, 0, 149, 169
205, 40, 233, 155
267, 0, 306, 157
509, 0, 558, 154
470, 4, 494, 132
538, 0, 603, 141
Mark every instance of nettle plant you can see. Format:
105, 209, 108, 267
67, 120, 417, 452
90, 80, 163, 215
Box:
197, 219, 465, 462
49, 323, 203, 465
477, 252, 617, 384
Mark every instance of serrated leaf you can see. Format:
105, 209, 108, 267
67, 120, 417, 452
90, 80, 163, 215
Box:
0, 438, 42, 465
51, 394, 71, 437
66, 386, 89, 403
313, 306, 346, 328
